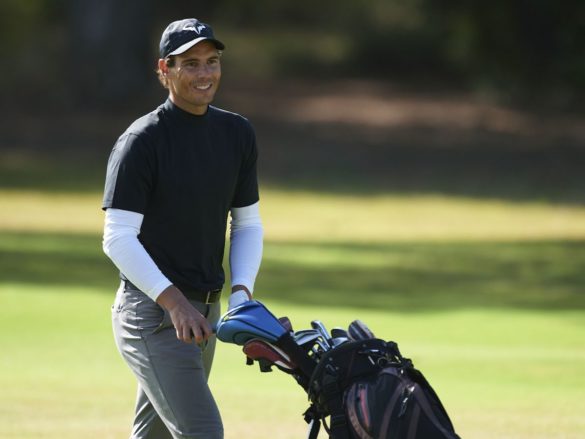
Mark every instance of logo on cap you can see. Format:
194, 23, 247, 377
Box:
183, 23, 206, 34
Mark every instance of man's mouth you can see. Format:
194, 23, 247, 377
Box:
195, 83, 212, 90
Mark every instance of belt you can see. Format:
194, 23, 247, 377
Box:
123, 280, 222, 304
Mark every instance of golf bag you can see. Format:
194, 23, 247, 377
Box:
303, 337, 460, 439
215, 301, 460, 439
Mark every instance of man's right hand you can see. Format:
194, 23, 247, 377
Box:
156, 285, 213, 344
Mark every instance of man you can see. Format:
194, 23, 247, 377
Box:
102, 18, 263, 439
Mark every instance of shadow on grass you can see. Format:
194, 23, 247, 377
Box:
0, 152, 107, 194
2, 107, 585, 205
261, 241, 585, 311
1, 231, 584, 311
253, 119, 585, 205
0, 231, 120, 291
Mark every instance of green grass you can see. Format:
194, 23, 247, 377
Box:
1, 188, 584, 438
1, 286, 584, 438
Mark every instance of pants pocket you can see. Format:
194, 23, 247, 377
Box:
152, 308, 173, 334
135, 297, 165, 332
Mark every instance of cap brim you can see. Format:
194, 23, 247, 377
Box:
168, 37, 225, 56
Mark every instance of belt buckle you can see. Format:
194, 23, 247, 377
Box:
204, 291, 212, 304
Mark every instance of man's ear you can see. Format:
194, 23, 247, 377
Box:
158, 58, 168, 75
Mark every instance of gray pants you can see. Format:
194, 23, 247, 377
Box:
112, 283, 224, 439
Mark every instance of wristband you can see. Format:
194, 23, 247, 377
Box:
228, 290, 251, 310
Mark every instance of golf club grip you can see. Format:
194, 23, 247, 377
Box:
275, 332, 316, 377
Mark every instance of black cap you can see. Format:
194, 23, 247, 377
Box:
159, 18, 225, 59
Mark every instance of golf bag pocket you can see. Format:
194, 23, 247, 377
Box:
344, 365, 460, 439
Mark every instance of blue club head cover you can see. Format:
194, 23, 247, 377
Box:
215, 300, 288, 345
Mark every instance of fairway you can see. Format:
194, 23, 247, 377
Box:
1, 187, 584, 438
3, 2, 585, 438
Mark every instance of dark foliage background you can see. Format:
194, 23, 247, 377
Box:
2, 0, 584, 109
1, 0, 584, 204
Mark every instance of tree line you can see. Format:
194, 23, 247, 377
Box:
2, 0, 583, 110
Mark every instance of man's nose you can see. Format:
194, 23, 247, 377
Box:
196, 64, 215, 77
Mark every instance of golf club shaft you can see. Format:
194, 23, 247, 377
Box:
275, 332, 316, 377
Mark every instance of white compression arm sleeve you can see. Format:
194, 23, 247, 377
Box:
102, 208, 172, 301
229, 201, 264, 294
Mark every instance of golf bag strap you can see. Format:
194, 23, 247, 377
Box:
321, 382, 351, 439
307, 420, 320, 439
303, 404, 321, 439
303, 406, 321, 439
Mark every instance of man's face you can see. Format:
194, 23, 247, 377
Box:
161, 41, 221, 115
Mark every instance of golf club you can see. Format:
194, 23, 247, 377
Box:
311, 320, 333, 348
331, 327, 349, 339
348, 319, 375, 341
331, 336, 349, 348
